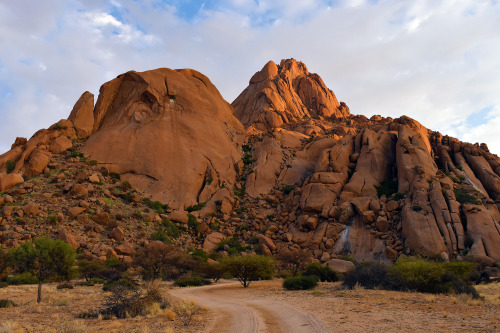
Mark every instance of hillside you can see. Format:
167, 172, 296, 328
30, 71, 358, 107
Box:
0, 58, 499, 267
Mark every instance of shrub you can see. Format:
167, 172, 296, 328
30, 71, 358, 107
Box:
7, 272, 39, 285
57, 282, 74, 289
10, 237, 76, 303
191, 249, 209, 261
303, 263, 338, 282
174, 276, 211, 287
280, 185, 296, 195
102, 278, 137, 292
5, 160, 15, 174
215, 237, 247, 255
343, 262, 390, 289
77, 260, 106, 281
187, 214, 200, 233
143, 198, 168, 214
161, 219, 181, 239
374, 179, 398, 198
174, 300, 205, 327
186, 202, 206, 212
442, 261, 477, 281
221, 255, 274, 288
454, 189, 481, 205
150, 229, 171, 243
0, 247, 10, 277
200, 262, 226, 282
0, 299, 17, 308
283, 275, 318, 290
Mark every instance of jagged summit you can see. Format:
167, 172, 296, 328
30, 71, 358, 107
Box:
232, 58, 350, 131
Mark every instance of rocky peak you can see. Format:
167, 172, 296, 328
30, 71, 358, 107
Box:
233, 58, 350, 131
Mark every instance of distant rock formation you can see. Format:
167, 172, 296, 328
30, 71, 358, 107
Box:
1, 59, 499, 266
232, 58, 350, 131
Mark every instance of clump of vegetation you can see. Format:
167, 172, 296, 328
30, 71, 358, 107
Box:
392, 192, 406, 201
277, 248, 312, 277
283, 275, 318, 290
343, 262, 391, 289
109, 172, 120, 180
143, 198, 168, 214
280, 185, 296, 195
5, 160, 15, 174
174, 276, 211, 287
234, 186, 246, 197
174, 299, 205, 327
303, 263, 338, 282
221, 255, 274, 288
161, 219, 181, 239
343, 258, 480, 298
0, 299, 17, 308
6, 272, 38, 285
187, 214, 200, 233
102, 278, 137, 292
10, 237, 76, 302
216, 237, 247, 255
374, 179, 398, 198
80, 283, 169, 319
454, 189, 481, 205
133, 242, 177, 281
186, 202, 206, 212
412, 205, 423, 212
150, 229, 172, 243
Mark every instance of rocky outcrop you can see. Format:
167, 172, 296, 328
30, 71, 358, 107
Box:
68, 91, 95, 138
81, 68, 245, 209
232, 59, 349, 131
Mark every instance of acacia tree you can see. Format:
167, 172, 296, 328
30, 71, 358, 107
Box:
133, 241, 177, 280
277, 248, 312, 276
11, 237, 76, 302
221, 255, 274, 288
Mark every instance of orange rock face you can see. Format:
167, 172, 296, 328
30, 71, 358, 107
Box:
68, 91, 94, 138
81, 68, 245, 209
232, 59, 350, 131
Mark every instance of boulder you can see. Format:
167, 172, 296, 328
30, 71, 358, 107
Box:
68, 91, 95, 138
67, 207, 85, 218
257, 235, 277, 251
24, 149, 51, 178
109, 227, 125, 241
324, 259, 355, 273
49, 135, 73, 154
168, 211, 189, 224
0, 173, 24, 191
203, 232, 226, 252
57, 229, 79, 250
22, 203, 40, 216
115, 243, 135, 257
92, 212, 111, 226
71, 184, 88, 197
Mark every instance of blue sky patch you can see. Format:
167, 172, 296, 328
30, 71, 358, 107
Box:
466, 105, 494, 127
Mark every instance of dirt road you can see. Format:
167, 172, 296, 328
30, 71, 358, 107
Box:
169, 282, 327, 333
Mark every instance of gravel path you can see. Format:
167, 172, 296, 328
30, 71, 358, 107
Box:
169, 282, 327, 333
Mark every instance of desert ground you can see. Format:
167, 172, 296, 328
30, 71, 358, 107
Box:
0, 280, 498, 333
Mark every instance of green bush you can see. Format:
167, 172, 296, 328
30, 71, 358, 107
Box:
77, 259, 106, 281
374, 179, 398, 198
187, 214, 200, 233
221, 255, 274, 288
303, 263, 338, 282
343, 262, 390, 289
283, 275, 319, 290
186, 202, 206, 212
7, 272, 39, 285
161, 219, 181, 239
280, 185, 296, 195
102, 278, 137, 292
151, 230, 172, 243
442, 261, 477, 281
216, 237, 247, 255
143, 198, 168, 214
191, 249, 209, 261
453, 189, 481, 205
5, 160, 15, 174
174, 276, 211, 287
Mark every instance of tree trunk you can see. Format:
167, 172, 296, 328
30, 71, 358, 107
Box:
37, 280, 42, 303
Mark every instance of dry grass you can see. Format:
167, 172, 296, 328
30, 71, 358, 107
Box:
475, 281, 500, 304
0, 281, 207, 333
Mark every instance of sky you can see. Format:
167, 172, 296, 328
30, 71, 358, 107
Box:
0, 0, 499, 155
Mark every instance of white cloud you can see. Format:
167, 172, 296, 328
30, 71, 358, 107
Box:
0, 0, 499, 156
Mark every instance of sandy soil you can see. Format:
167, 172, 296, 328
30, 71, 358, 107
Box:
169, 282, 327, 333
170, 280, 500, 333
0, 280, 498, 332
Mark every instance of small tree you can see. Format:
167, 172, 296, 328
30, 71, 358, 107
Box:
221, 255, 274, 288
11, 237, 76, 302
133, 241, 177, 280
277, 248, 312, 276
